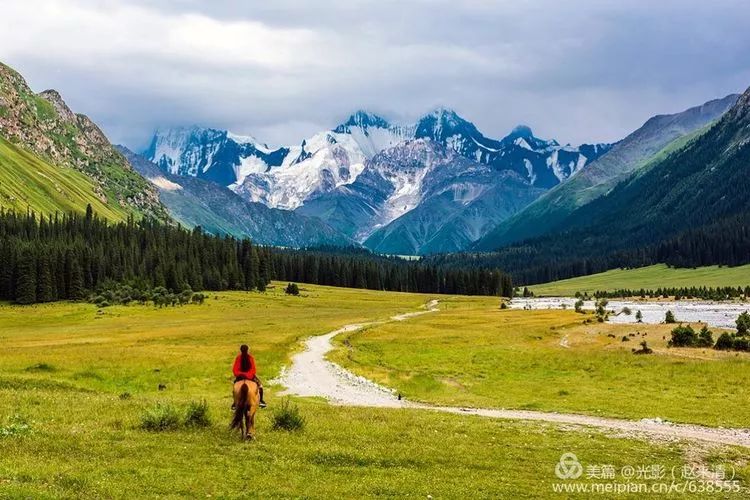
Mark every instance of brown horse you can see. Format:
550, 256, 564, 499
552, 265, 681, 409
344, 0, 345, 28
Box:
231, 379, 260, 439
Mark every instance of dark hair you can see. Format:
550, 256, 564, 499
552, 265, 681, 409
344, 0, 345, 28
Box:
240, 345, 250, 371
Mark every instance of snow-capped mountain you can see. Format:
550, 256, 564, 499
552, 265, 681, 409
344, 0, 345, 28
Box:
298, 139, 474, 241
144, 126, 289, 187
296, 139, 545, 253
144, 109, 611, 252
414, 109, 611, 188
146, 110, 607, 205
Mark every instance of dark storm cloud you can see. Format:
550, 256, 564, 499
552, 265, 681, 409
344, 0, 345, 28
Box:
1, 0, 748, 150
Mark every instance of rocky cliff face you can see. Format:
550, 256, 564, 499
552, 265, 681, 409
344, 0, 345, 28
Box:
0, 62, 168, 221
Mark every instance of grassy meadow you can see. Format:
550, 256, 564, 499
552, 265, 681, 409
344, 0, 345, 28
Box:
528, 264, 750, 296
0, 284, 748, 497
332, 296, 750, 428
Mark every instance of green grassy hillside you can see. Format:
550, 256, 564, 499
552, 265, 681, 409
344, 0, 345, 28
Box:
0, 61, 168, 222
529, 263, 750, 296
0, 136, 127, 221
473, 95, 738, 250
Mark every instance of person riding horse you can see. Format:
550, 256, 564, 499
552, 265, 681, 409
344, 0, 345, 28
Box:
232, 345, 266, 408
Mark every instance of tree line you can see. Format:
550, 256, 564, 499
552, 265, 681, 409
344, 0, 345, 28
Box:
426, 213, 750, 286
0, 207, 513, 304
590, 286, 750, 301
271, 247, 513, 297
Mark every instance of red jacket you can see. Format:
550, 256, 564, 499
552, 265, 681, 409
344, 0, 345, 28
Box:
233, 354, 257, 379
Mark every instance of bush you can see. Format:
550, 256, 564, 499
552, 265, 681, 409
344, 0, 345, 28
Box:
184, 400, 211, 428
696, 326, 714, 348
285, 283, 300, 296
665, 310, 676, 324
272, 398, 305, 432
140, 403, 181, 431
635, 310, 643, 323
574, 299, 584, 313
733, 337, 750, 351
25, 362, 56, 373
633, 341, 653, 355
736, 311, 750, 336
668, 325, 696, 347
715, 333, 735, 350
499, 301, 508, 310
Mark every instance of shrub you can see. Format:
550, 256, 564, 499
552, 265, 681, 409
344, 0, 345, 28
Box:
668, 325, 696, 347
715, 333, 734, 350
499, 301, 508, 310
574, 299, 584, 313
733, 337, 750, 351
633, 341, 653, 355
665, 310, 676, 324
272, 398, 305, 432
119, 392, 132, 400
25, 363, 56, 373
184, 400, 211, 428
696, 326, 714, 348
140, 403, 181, 431
285, 283, 300, 296
736, 311, 750, 336
635, 310, 643, 323
621, 306, 632, 316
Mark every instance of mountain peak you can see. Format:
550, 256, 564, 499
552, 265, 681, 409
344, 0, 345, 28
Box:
37, 89, 76, 123
334, 110, 391, 133
505, 124, 535, 141
415, 107, 476, 143
424, 107, 466, 126
510, 124, 534, 139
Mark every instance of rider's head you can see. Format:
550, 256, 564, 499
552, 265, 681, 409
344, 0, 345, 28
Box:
240, 344, 249, 354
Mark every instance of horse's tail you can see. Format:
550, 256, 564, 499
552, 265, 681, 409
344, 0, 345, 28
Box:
230, 383, 249, 430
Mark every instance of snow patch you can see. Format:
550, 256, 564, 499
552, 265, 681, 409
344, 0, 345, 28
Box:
149, 176, 182, 191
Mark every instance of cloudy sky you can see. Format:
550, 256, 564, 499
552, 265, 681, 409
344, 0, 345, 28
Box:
1, 0, 749, 150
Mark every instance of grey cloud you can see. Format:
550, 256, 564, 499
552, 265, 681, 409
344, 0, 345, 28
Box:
1, 0, 748, 150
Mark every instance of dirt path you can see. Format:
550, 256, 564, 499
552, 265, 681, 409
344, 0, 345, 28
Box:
277, 300, 750, 448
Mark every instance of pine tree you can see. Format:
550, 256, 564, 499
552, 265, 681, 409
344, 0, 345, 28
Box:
36, 250, 55, 302
68, 257, 85, 300
15, 249, 37, 305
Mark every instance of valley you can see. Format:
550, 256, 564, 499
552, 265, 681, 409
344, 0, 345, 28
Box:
2, 10, 750, 496
1, 285, 748, 497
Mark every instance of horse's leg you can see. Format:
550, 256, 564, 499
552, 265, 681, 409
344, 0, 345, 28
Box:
248, 406, 256, 439
245, 408, 255, 439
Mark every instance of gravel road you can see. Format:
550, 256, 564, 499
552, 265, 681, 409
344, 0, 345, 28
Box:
277, 300, 750, 448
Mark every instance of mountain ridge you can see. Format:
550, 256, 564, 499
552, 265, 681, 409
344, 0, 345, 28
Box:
119, 146, 354, 247
472, 93, 740, 250
0, 61, 169, 222
456, 85, 750, 284
146, 108, 608, 251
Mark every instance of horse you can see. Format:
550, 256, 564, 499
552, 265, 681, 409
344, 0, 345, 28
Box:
230, 379, 260, 439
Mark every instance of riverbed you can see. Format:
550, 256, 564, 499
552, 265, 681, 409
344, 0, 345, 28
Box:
510, 297, 749, 329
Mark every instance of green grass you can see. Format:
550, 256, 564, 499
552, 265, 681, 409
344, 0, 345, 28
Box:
529, 264, 750, 296
0, 284, 747, 497
332, 296, 750, 428
33, 96, 57, 121
0, 136, 128, 221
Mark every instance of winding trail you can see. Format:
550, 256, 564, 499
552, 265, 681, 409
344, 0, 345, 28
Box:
277, 300, 750, 448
